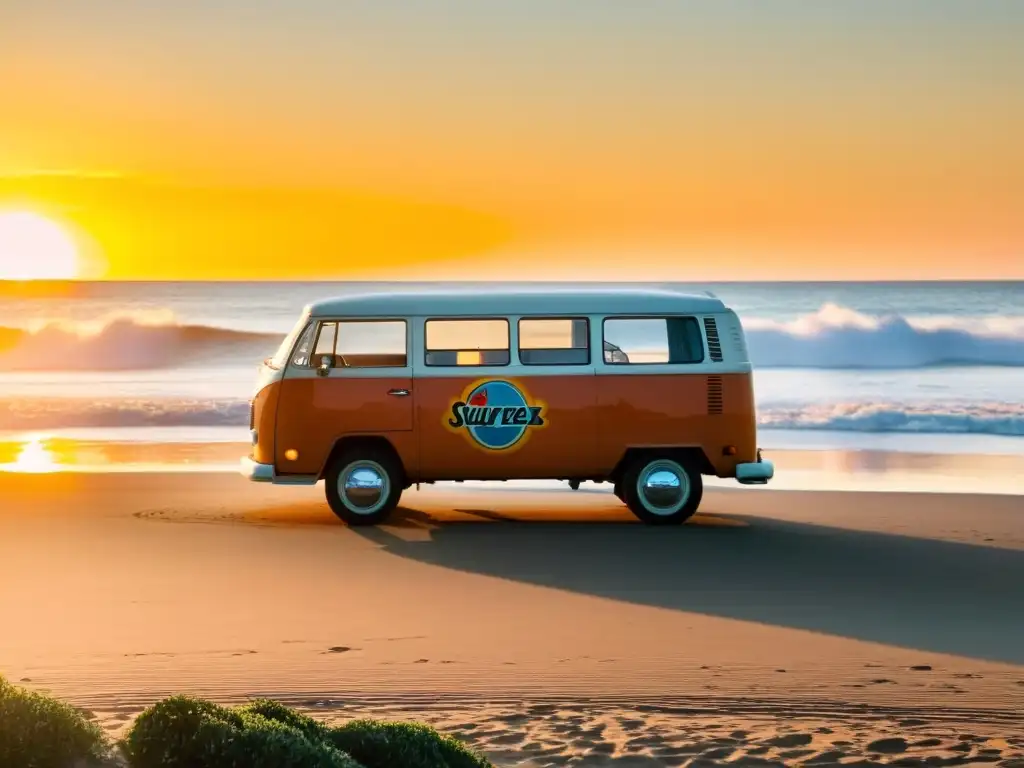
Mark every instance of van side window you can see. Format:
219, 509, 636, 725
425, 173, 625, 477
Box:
285, 322, 317, 368
313, 322, 337, 359
425, 319, 510, 366
602, 317, 705, 364
335, 320, 408, 368
518, 317, 589, 365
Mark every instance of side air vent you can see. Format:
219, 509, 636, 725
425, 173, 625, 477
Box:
703, 317, 723, 362
249, 400, 256, 430
707, 375, 724, 415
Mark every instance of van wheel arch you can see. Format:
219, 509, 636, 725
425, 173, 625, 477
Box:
319, 435, 407, 485
609, 447, 714, 485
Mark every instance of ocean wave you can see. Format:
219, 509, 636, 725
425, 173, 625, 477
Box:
2, 303, 1023, 372
0, 397, 251, 431
0, 312, 280, 371
745, 304, 1024, 369
759, 402, 1024, 437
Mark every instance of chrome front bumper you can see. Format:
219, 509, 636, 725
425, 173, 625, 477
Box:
240, 456, 320, 485
240, 456, 275, 482
735, 450, 774, 485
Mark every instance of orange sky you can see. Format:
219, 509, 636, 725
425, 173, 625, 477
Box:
1, 2, 1022, 280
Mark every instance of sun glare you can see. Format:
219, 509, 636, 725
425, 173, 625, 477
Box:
12, 436, 60, 473
0, 211, 81, 280
4, 435, 61, 473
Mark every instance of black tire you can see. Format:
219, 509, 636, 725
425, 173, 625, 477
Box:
621, 455, 702, 525
324, 447, 403, 526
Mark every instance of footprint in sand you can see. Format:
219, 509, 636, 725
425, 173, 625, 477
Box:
779, 748, 817, 759
700, 746, 735, 760
528, 704, 557, 716
866, 737, 908, 754
804, 750, 847, 764
486, 732, 525, 746
325, 646, 356, 654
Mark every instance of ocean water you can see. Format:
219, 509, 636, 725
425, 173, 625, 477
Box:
1, 280, 1023, 458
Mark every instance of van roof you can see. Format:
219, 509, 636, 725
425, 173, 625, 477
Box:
307, 286, 727, 318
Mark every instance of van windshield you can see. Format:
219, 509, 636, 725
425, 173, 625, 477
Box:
267, 317, 310, 370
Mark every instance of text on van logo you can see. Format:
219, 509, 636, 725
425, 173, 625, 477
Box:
447, 380, 545, 451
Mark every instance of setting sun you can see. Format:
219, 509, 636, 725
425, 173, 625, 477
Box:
0, 211, 81, 280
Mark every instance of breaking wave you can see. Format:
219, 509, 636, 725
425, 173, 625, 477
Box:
2, 303, 1023, 372
745, 304, 1024, 369
0, 312, 280, 371
758, 402, 1024, 437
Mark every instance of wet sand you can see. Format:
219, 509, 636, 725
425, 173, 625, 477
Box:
1, 472, 1022, 765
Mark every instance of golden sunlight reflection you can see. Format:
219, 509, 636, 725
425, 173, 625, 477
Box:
5, 435, 61, 473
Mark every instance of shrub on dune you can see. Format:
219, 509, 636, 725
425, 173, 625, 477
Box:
123, 694, 360, 768
122, 694, 244, 766
0, 674, 109, 768
327, 719, 492, 768
219, 712, 361, 768
235, 698, 331, 744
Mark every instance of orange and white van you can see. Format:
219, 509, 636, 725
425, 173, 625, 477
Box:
242, 287, 773, 525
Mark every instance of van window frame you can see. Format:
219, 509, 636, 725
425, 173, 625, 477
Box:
269, 319, 313, 370
312, 320, 338, 360
423, 316, 511, 368
600, 314, 706, 366
308, 317, 410, 369
516, 315, 591, 366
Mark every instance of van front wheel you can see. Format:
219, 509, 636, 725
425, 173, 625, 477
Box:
325, 449, 403, 526
622, 456, 702, 525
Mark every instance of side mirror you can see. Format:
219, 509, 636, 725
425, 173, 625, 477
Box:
317, 355, 333, 376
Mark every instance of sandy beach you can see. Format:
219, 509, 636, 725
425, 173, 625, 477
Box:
1, 471, 1022, 766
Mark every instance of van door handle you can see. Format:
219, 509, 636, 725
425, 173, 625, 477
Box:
387, 388, 410, 397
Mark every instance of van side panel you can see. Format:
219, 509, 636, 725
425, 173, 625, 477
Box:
594, 372, 757, 477
251, 379, 281, 466
414, 374, 598, 480
273, 375, 418, 477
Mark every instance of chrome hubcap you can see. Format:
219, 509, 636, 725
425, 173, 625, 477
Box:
638, 460, 689, 515
339, 461, 388, 514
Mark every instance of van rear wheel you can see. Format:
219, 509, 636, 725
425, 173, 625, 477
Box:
621, 455, 702, 525
325, 448, 403, 526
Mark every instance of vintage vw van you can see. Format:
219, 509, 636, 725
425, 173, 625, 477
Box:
242, 287, 773, 525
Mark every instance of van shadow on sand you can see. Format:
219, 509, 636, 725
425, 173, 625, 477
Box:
350, 504, 1024, 665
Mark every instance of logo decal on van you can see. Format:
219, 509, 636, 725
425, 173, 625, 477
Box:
447, 380, 545, 451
